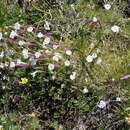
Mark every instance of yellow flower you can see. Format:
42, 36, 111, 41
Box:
28, 113, 36, 117
19, 78, 28, 84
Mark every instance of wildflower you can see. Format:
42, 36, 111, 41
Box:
35, 52, 41, 58
66, 50, 72, 56
10, 61, 15, 68
27, 26, 33, 32
93, 17, 98, 22
70, 72, 76, 80
96, 57, 102, 65
0, 33, 2, 40
37, 32, 43, 38
83, 87, 88, 93
64, 60, 70, 66
116, 97, 121, 102
52, 75, 56, 80
61, 84, 65, 88
53, 45, 59, 49
18, 40, 25, 46
54, 53, 62, 59
104, 4, 111, 10
43, 37, 50, 45
111, 25, 120, 33
28, 113, 36, 117
9, 30, 17, 39
14, 22, 21, 30
19, 78, 28, 84
86, 55, 93, 63
45, 50, 51, 54
22, 49, 29, 59
91, 53, 97, 59
16, 59, 24, 64
48, 64, 55, 71
31, 71, 37, 77
53, 56, 59, 62
44, 21, 50, 30
0, 51, 4, 58
98, 100, 107, 108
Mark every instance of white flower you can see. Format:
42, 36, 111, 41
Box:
29, 58, 37, 65
53, 45, 59, 49
70, 72, 76, 80
43, 37, 50, 45
9, 30, 17, 39
83, 87, 88, 93
0, 51, 4, 58
104, 4, 111, 10
14, 22, 21, 30
10, 62, 15, 68
61, 84, 65, 88
72, 72, 76, 76
31, 71, 37, 77
22, 49, 29, 59
45, 50, 51, 54
44, 21, 50, 30
91, 53, 97, 59
93, 17, 98, 22
116, 97, 121, 102
37, 32, 43, 38
86, 55, 93, 63
52, 75, 56, 80
111, 25, 120, 33
96, 57, 102, 65
64, 60, 70, 66
27, 26, 33, 32
54, 53, 62, 59
0, 33, 2, 40
18, 41, 25, 46
66, 50, 72, 56
70, 74, 76, 80
53, 56, 59, 62
16, 59, 24, 64
48, 64, 55, 71
35, 52, 41, 58
98, 100, 106, 108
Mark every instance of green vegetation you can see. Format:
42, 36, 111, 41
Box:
0, 0, 130, 129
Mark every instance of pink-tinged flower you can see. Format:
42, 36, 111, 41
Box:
120, 74, 130, 80
10, 30, 17, 39
104, 4, 111, 10
16, 63, 31, 67
0, 33, 3, 40
93, 17, 98, 22
14, 22, 21, 30
66, 50, 72, 56
48, 64, 55, 71
97, 100, 110, 108
18, 41, 25, 46
22, 49, 29, 59
27, 26, 33, 32
43, 37, 51, 45
44, 21, 50, 30
37, 32, 43, 38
